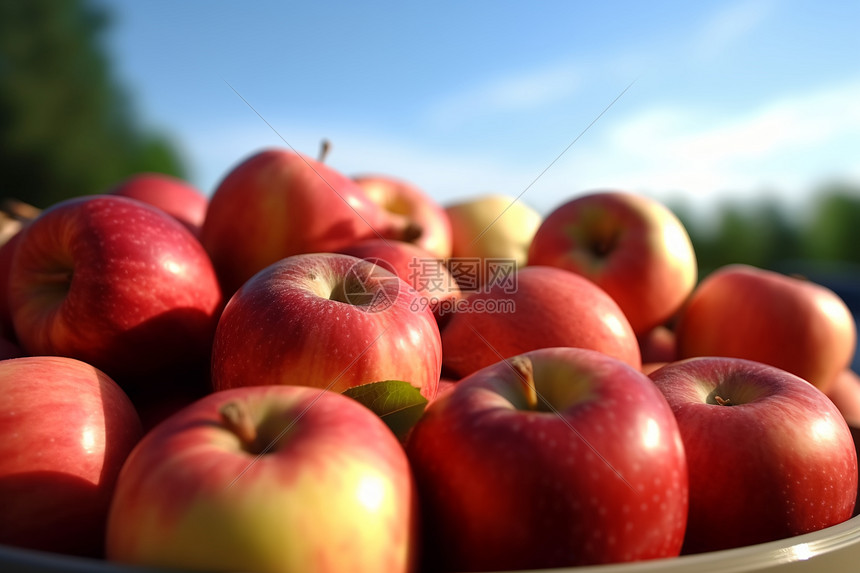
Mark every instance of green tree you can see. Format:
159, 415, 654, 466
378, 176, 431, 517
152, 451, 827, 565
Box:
671, 196, 804, 277
802, 184, 860, 265
0, 0, 185, 209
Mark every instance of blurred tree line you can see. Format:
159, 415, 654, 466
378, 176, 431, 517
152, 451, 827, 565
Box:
670, 182, 860, 279
0, 0, 185, 209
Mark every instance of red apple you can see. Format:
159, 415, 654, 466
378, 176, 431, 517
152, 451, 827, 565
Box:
440, 265, 641, 379
851, 424, 860, 517
106, 384, 417, 573
0, 231, 22, 340
0, 335, 23, 360
0, 199, 40, 341
642, 361, 669, 376
650, 357, 858, 554
200, 148, 408, 296
353, 174, 453, 260
675, 264, 857, 392
638, 324, 678, 365
0, 356, 142, 557
211, 252, 442, 400
8, 195, 223, 388
108, 172, 208, 237
406, 347, 688, 570
528, 190, 697, 335
827, 369, 860, 427
338, 238, 462, 326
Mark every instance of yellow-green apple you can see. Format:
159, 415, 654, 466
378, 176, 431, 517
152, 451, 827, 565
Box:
0, 356, 142, 557
338, 238, 462, 327
353, 174, 453, 259
650, 357, 858, 554
200, 148, 408, 296
445, 194, 541, 277
8, 195, 223, 388
440, 265, 641, 379
107, 172, 208, 237
406, 347, 688, 570
675, 264, 857, 392
211, 253, 441, 400
527, 190, 697, 335
105, 384, 417, 573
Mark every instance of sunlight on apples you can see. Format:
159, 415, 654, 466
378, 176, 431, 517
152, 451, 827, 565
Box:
356, 474, 387, 513
605, 314, 630, 340
811, 417, 839, 444
662, 221, 693, 263
643, 418, 661, 449
81, 426, 98, 455
815, 295, 852, 329
161, 257, 185, 275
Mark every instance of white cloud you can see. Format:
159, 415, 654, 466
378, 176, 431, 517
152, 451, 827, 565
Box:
695, 0, 775, 59
184, 77, 860, 221
424, 62, 581, 130
562, 77, 860, 211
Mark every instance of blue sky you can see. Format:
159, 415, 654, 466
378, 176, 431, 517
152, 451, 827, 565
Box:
98, 0, 860, 218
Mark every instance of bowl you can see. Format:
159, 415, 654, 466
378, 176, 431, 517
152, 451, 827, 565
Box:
2, 510, 860, 573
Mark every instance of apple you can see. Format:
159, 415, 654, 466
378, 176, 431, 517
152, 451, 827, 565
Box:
0, 198, 41, 238
641, 362, 669, 376
0, 231, 22, 340
826, 369, 860, 427
0, 200, 40, 341
200, 148, 410, 296
0, 335, 23, 360
0, 356, 142, 557
445, 194, 541, 280
107, 172, 208, 237
675, 264, 857, 392
440, 265, 641, 379
650, 357, 858, 554
353, 174, 453, 260
338, 238, 462, 326
527, 190, 697, 335
8, 195, 223, 388
211, 252, 442, 400
638, 324, 678, 365
406, 347, 688, 570
851, 424, 860, 517
106, 384, 417, 573
432, 376, 457, 403
0, 206, 23, 248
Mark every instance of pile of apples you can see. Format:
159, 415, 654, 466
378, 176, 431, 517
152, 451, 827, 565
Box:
0, 146, 858, 573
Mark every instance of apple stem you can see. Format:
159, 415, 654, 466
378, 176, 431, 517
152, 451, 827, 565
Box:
713, 395, 733, 406
381, 214, 424, 244
590, 234, 618, 257
0, 198, 41, 223
508, 355, 539, 410
318, 139, 331, 163
219, 401, 259, 449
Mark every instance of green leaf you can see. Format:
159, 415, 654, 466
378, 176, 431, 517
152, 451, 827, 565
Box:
343, 380, 428, 442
